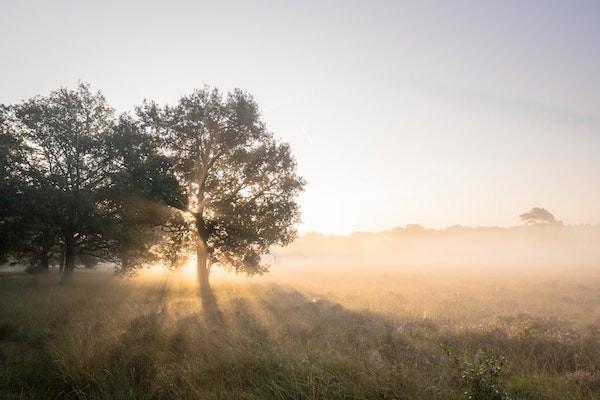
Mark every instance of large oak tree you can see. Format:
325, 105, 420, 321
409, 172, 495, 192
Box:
137, 88, 305, 293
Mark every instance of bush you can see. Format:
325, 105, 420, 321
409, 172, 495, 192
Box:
448, 349, 512, 400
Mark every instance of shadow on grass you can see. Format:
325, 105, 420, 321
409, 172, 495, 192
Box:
0, 275, 598, 399
199, 284, 225, 327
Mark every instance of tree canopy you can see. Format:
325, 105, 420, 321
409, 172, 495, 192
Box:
519, 207, 560, 225
136, 87, 305, 291
0, 84, 305, 290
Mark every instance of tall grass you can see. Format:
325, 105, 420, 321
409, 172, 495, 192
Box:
0, 268, 598, 399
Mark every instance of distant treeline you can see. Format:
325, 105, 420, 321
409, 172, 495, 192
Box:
274, 224, 600, 271
0, 84, 304, 286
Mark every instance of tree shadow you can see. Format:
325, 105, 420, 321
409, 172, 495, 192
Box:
198, 284, 225, 327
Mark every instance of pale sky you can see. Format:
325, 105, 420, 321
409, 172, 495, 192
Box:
2, 0, 600, 233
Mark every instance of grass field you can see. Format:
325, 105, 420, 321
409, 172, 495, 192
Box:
0, 267, 599, 399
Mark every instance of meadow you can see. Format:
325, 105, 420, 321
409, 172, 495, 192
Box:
0, 264, 599, 400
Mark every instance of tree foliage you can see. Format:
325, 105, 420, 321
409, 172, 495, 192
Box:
0, 84, 304, 286
105, 115, 189, 274
0, 84, 183, 276
137, 87, 305, 287
3, 84, 119, 278
519, 207, 560, 226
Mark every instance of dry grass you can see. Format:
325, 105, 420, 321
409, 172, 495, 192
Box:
0, 266, 599, 399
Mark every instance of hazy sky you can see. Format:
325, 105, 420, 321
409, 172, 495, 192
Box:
2, 0, 600, 233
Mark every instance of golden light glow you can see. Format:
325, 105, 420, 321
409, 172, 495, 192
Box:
181, 255, 197, 280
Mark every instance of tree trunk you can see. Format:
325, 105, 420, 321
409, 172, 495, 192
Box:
196, 238, 221, 319
61, 235, 76, 283
59, 246, 65, 272
39, 252, 50, 273
197, 240, 211, 294
195, 216, 219, 313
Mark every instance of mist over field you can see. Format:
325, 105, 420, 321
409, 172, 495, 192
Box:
269, 223, 600, 273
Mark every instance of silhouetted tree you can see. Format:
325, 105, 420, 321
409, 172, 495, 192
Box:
137, 87, 304, 294
519, 207, 560, 225
3, 84, 117, 281
0, 106, 59, 272
6, 191, 58, 273
0, 107, 26, 264
105, 115, 189, 274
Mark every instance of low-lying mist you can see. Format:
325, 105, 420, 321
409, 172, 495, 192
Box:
271, 223, 600, 272
253, 223, 600, 323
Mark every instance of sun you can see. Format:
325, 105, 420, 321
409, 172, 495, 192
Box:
181, 255, 197, 280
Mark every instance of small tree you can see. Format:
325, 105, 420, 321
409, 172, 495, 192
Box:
519, 207, 560, 225
137, 87, 305, 294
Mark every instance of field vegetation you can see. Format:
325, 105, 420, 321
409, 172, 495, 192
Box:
1, 264, 598, 400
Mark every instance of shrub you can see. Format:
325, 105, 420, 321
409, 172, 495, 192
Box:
447, 349, 512, 400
